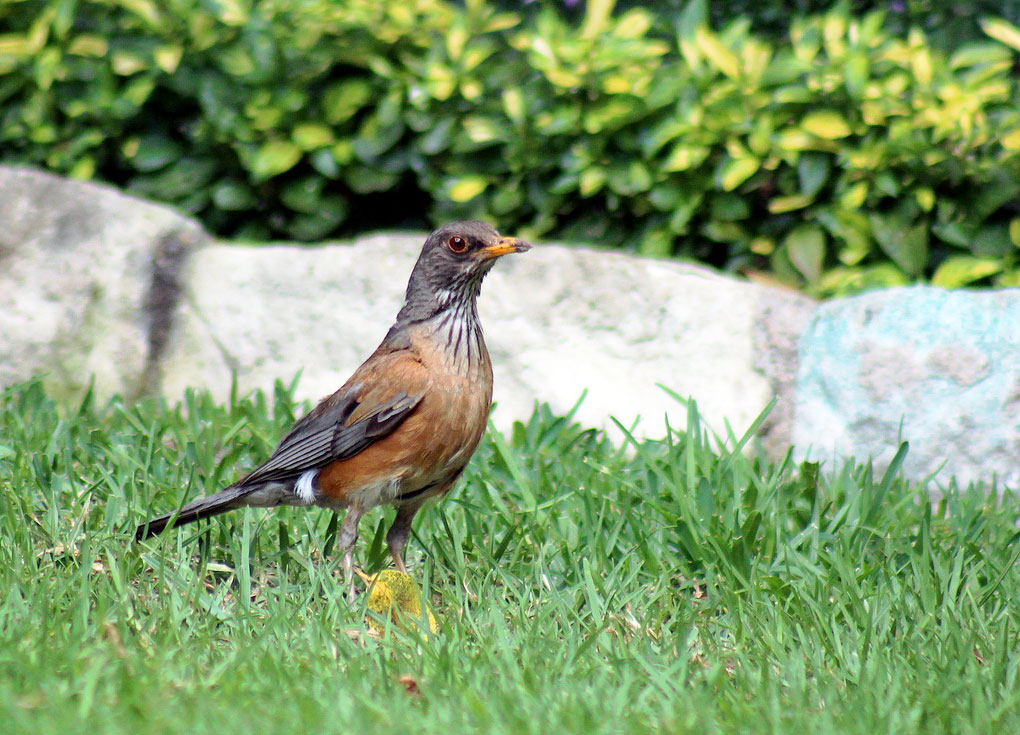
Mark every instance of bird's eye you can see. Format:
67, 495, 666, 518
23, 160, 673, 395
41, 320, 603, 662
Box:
447, 235, 468, 253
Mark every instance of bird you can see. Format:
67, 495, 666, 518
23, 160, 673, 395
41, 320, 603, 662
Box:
136, 220, 531, 598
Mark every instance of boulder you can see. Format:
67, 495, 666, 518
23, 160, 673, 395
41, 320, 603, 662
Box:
0, 166, 206, 400
793, 286, 1020, 488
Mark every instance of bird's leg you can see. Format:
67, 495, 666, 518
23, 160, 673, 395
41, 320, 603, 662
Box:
336, 505, 364, 603
386, 500, 425, 574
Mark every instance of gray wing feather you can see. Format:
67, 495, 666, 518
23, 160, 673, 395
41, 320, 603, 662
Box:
238, 390, 422, 486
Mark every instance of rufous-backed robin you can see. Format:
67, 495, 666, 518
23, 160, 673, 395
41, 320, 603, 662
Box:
136, 221, 531, 596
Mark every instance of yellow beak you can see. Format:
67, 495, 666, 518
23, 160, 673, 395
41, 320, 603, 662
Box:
479, 236, 533, 260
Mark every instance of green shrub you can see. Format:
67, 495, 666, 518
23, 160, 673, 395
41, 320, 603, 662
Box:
2, 0, 1020, 295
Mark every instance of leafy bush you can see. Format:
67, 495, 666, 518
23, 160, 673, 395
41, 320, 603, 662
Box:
2, 0, 1020, 295
608, 0, 1020, 50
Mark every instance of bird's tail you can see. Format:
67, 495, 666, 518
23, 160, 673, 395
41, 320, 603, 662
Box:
135, 485, 253, 540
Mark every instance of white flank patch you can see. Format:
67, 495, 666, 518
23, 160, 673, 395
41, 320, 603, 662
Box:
295, 469, 318, 504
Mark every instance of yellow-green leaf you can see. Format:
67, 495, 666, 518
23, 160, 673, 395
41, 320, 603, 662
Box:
212, 0, 249, 26
446, 25, 468, 61
717, 156, 759, 191
292, 122, 333, 150
1002, 128, 1020, 151
579, 168, 606, 197
111, 50, 147, 76
695, 28, 739, 78
663, 144, 709, 172
483, 12, 519, 33
841, 183, 868, 209
776, 129, 816, 151
580, 0, 614, 39
981, 17, 1020, 52
251, 140, 302, 181
914, 187, 935, 212
69, 157, 95, 180
68, 34, 108, 57
768, 194, 813, 213
118, 0, 160, 26
448, 176, 487, 202
931, 256, 1001, 288
462, 116, 503, 144
613, 9, 653, 39
323, 80, 372, 124
1011, 218, 1020, 248
154, 44, 182, 74
502, 88, 525, 124
0, 34, 33, 57
801, 111, 852, 139
911, 47, 932, 86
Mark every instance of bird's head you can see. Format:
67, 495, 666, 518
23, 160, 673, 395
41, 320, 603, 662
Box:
398, 221, 531, 322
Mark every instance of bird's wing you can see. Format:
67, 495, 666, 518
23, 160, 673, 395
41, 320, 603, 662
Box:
238, 351, 427, 487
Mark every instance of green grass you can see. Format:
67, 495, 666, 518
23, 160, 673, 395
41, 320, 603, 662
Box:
1, 378, 1019, 733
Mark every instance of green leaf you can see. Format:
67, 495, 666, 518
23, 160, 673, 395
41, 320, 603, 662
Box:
677, 0, 707, 40
607, 161, 652, 195
648, 184, 681, 210
418, 117, 456, 155
286, 196, 348, 241
310, 149, 340, 179
323, 79, 373, 124
211, 180, 256, 211
784, 225, 826, 283
797, 153, 831, 198
816, 207, 871, 265
639, 226, 673, 256
969, 223, 1014, 258
250, 140, 302, 182
125, 135, 183, 172
710, 193, 749, 221
870, 210, 928, 277
669, 192, 704, 234
281, 177, 325, 214
931, 256, 1001, 288
346, 165, 400, 194
352, 117, 404, 161
129, 158, 218, 200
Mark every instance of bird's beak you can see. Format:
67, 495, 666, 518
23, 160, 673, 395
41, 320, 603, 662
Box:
479, 236, 533, 260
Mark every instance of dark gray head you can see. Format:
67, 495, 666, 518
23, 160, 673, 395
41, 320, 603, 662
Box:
395, 221, 531, 324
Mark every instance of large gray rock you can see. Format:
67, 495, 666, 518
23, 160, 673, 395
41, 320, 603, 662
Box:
160, 237, 815, 444
793, 287, 1020, 488
0, 166, 206, 399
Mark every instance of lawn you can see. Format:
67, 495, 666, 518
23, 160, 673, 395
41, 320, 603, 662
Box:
0, 378, 1018, 733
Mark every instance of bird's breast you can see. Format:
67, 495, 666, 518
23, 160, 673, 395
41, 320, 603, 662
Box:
313, 322, 493, 511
